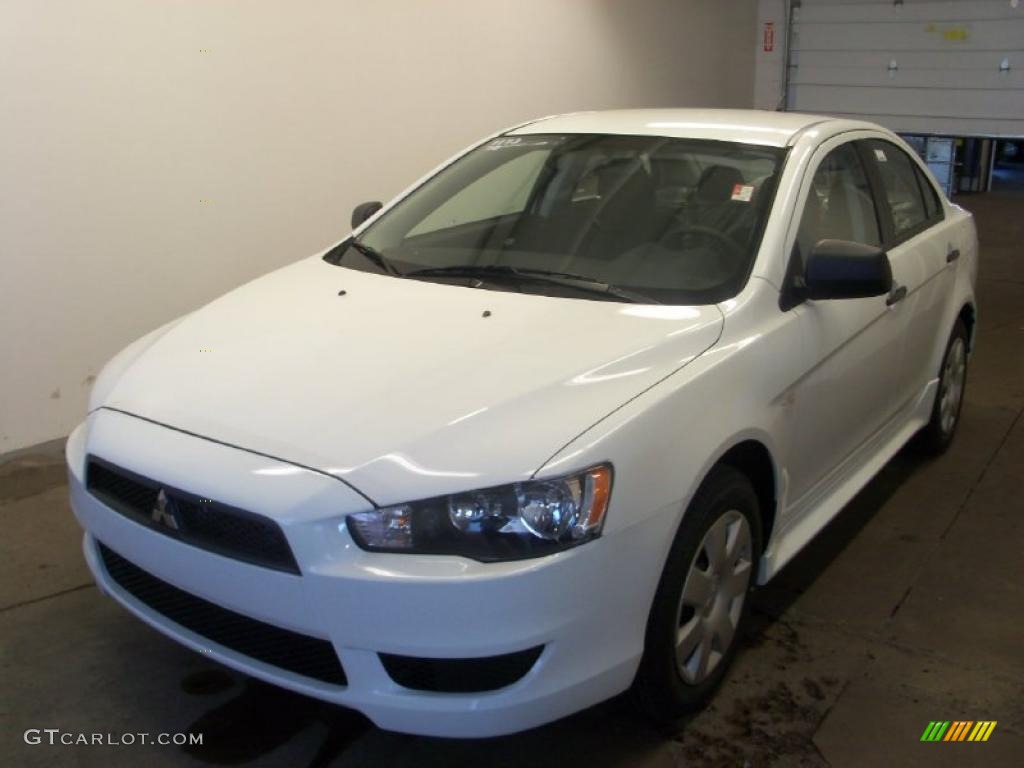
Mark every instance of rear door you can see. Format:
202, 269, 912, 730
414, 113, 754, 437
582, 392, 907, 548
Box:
858, 138, 955, 407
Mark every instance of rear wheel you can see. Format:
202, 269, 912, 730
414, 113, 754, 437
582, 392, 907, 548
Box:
632, 465, 761, 723
917, 320, 969, 455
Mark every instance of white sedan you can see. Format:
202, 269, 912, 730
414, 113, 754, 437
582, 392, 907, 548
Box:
67, 109, 977, 737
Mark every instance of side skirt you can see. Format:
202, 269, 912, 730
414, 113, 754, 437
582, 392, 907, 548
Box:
758, 377, 938, 583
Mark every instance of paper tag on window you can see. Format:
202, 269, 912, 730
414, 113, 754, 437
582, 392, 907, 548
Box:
485, 136, 558, 151
731, 184, 754, 202
874, 148, 887, 162
486, 137, 523, 151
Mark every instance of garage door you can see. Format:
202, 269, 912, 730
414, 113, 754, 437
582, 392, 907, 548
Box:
786, 0, 1024, 137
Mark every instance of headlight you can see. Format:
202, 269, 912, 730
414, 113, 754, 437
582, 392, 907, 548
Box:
346, 464, 612, 561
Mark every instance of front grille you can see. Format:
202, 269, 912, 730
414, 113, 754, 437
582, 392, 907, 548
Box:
87, 457, 299, 574
379, 647, 543, 693
98, 542, 346, 686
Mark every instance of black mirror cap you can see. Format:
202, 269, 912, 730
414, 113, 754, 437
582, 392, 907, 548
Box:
351, 201, 383, 229
804, 239, 892, 301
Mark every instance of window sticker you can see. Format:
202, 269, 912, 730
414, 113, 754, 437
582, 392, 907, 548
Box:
485, 136, 559, 151
731, 183, 754, 202
486, 137, 522, 151
483, 137, 565, 151
874, 148, 888, 162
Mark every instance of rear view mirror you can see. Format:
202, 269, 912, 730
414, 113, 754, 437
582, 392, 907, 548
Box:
804, 240, 892, 301
351, 201, 383, 229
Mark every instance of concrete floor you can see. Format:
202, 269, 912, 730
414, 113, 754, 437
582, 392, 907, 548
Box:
2, 192, 1022, 767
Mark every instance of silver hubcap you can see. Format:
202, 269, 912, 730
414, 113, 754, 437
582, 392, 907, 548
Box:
675, 510, 753, 685
939, 337, 966, 435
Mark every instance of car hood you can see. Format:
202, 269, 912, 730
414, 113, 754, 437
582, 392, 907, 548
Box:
97, 257, 723, 505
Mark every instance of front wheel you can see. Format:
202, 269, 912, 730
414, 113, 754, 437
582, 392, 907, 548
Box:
917, 319, 969, 455
632, 465, 761, 723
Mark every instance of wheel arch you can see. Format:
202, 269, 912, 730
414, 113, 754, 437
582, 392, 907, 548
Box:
958, 301, 977, 353
715, 439, 778, 554
648, 433, 781, 593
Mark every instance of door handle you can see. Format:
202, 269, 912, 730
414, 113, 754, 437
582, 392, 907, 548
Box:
886, 284, 907, 306
946, 246, 961, 263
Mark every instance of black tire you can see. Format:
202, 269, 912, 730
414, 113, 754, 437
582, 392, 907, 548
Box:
631, 465, 762, 724
916, 319, 969, 455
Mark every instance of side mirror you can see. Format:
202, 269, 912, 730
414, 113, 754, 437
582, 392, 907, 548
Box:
804, 239, 892, 301
351, 201, 383, 229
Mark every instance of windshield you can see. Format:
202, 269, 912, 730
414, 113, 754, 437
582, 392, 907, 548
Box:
326, 134, 786, 304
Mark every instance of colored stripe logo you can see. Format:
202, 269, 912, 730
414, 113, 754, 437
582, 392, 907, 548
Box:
921, 721, 997, 742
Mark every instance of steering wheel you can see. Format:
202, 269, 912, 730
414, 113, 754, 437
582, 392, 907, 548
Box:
660, 223, 747, 264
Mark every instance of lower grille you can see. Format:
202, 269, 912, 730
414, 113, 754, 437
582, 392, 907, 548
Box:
98, 542, 346, 686
379, 647, 543, 693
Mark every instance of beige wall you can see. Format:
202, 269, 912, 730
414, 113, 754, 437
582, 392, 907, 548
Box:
0, 0, 756, 453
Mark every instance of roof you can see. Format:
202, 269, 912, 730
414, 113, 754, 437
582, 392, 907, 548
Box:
510, 109, 834, 148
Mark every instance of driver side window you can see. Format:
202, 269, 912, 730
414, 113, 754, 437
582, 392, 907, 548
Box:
795, 143, 881, 266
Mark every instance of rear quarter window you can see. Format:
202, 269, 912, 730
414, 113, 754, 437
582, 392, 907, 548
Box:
913, 163, 943, 222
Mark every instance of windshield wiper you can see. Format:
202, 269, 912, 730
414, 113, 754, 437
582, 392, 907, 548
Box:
404, 265, 658, 304
515, 267, 660, 304
348, 239, 400, 276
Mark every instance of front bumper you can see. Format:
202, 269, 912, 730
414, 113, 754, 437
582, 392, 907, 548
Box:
68, 410, 676, 737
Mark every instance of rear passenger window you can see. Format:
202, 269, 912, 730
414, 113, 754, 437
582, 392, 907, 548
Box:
795, 142, 881, 265
866, 140, 930, 241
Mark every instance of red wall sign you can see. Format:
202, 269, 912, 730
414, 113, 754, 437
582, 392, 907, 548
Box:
763, 21, 775, 53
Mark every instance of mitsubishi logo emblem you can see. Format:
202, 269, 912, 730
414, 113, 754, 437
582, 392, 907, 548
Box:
151, 489, 180, 530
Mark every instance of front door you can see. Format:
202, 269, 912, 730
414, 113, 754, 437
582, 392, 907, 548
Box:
784, 137, 906, 506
